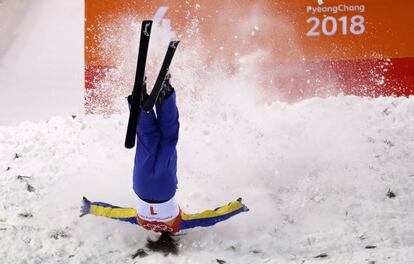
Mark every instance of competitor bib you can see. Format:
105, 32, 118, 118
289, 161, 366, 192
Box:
136, 195, 179, 222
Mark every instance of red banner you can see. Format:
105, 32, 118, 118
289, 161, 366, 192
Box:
85, 0, 414, 113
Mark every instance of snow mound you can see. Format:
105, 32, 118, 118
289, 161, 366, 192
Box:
1, 95, 414, 263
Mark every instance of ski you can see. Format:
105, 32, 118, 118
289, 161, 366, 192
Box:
142, 40, 180, 112
125, 20, 153, 149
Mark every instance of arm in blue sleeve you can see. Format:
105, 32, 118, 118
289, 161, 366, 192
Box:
179, 198, 249, 230
80, 197, 139, 225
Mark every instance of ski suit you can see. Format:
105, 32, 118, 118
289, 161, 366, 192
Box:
82, 90, 249, 233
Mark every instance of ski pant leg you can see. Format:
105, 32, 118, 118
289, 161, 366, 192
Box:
133, 109, 161, 200
156, 91, 179, 142
151, 91, 179, 201
136, 109, 160, 155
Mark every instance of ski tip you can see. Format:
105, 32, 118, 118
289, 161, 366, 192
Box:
125, 140, 135, 149
125, 120, 137, 149
153, 7, 169, 24
141, 20, 153, 37
142, 20, 153, 28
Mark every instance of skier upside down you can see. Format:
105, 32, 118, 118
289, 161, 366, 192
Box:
81, 76, 249, 235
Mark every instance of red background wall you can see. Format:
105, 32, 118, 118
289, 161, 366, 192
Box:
85, 0, 414, 113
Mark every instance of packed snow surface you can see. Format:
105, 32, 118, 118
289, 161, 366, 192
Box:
1, 94, 414, 263
1, 1, 414, 263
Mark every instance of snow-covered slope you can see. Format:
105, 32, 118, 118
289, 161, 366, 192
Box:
1, 94, 413, 263
1, 1, 414, 263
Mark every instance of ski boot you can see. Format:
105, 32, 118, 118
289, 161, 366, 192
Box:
127, 76, 149, 108
158, 72, 174, 105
